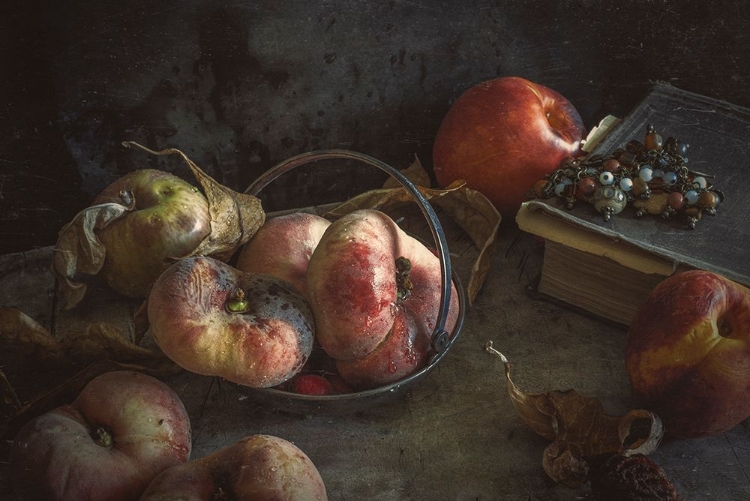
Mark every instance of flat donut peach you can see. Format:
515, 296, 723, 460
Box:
236, 212, 330, 298
306, 209, 460, 389
147, 256, 315, 388
140, 434, 328, 500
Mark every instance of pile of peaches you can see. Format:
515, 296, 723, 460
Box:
10, 152, 462, 499
51, 158, 460, 396
147, 209, 460, 395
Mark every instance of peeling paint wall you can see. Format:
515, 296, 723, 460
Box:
3, 0, 750, 253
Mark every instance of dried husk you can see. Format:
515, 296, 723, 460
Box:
52, 142, 265, 309
485, 341, 664, 488
122, 142, 266, 260
52, 202, 136, 309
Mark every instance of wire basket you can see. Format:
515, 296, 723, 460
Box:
238, 150, 466, 414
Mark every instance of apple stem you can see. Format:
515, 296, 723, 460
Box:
117, 189, 133, 207
93, 426, 114, 448
395, 257, 413, 301
226, 288, 250, 313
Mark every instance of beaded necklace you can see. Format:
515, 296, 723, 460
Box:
531, 125, 724, 229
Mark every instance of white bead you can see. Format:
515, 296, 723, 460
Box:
586, 167, 599, 175
685, 189, 699, 205
599, 171, 615, 185
693, 176, 708, 189
619, 177, 634, 191
639, 167, 654, 182
663, 171, 678, 185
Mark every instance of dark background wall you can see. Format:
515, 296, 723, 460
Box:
2, 0, 749, 255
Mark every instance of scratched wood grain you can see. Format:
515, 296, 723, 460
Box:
1, 224, 749, 500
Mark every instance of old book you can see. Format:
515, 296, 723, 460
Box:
517, 82, 750, 325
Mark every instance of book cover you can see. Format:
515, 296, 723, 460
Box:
518, 81, 750, 290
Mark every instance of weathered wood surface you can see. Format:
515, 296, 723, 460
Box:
1, 223, 749, 500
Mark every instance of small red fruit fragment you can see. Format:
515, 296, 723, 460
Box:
289, 375, 335, 395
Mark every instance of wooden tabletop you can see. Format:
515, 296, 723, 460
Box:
1, 223, 749, 500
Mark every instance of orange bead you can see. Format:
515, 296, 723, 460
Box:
644, 124, 663, 151
698, 191, 719, 209
533, 179, 552, 198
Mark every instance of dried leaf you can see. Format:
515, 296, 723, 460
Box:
431, 184, 501, 306
324, 180, 462, 217
122, 141, 266, 261
0, 307, 65, 369
51, 201, 135, 309
0, 307, 178, 406
60, 322, 178, 373
485, 341, 664, 488
382, 156, 431, 188
325, 157, 500, 305
0, 308, 71, 427
1, 370, 22, 425
133, 299, 150, 346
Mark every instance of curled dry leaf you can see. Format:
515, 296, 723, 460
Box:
325, 157, 500, 305
0, 307, 178, 403
381, 156, 432, 189
60, 322, 178, 372
52, 202, 135, 309
121, 142, 266, 260
0, 307, 66, 371
485, 341, 664, 488
433, 182, 500, 306
53, 142, 265, 309
1, 370, 22, 425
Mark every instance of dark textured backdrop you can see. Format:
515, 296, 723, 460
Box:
3, 0, 749, 254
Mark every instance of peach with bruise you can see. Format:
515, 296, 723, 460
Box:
336, 311, 429, 388
147, 256, 314, 388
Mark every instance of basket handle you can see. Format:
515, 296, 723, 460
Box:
244, 149, 453, 355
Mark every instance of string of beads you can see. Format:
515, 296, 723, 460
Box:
531, 124, 724, 229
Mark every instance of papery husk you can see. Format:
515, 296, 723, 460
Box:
121, 142, 266, 261
52, 201, 136, 309
485, 341, 664, 488
52, 143, 265, 309
325, 157, 500, 305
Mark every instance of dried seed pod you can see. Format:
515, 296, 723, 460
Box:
586, 453, 682, 501
485, 342, 664, 488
